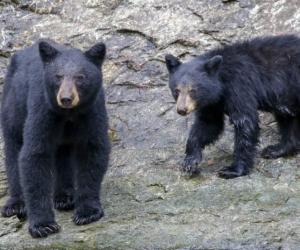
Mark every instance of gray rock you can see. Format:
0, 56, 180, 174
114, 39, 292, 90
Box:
0, 0, 300, 249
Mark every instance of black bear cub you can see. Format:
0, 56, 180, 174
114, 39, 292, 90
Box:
1, 40, 110, 238
165, 34, 300, 179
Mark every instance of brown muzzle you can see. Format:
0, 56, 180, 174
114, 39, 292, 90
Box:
57, 79, 80, 109
176, 92, 196, 116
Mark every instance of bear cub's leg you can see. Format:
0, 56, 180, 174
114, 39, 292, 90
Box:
19, 112, 61, 238
218, 112, 259, 179
54, 145, 74, 211
262, 114, 298, 159
184, 109, 224, 175
1, 136, 26, 219
184, 122, 204, 175
73, 141, 108, 225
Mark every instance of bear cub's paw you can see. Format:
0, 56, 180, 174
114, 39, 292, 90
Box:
29, 221, 60, 238
1, 197, 26, 220
73, 204, 104, 225
218, 165, 249, 179
182, 153, 202, 175
261, 144, 296, 159
54, 193, 74, 211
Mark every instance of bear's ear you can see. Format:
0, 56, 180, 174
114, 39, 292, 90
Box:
165, 54, 181, 73
204, 55, 223, 75
85, 42, 106, 67
39, 41, 60, 63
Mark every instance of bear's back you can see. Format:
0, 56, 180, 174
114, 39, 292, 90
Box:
208, 35, 300, 69
211, 35, 300, 113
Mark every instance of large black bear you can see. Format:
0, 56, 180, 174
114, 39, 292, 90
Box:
165, 34, 300, 179
1, 40, 111, 238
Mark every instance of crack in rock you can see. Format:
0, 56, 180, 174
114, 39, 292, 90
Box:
115, 28, 157, 48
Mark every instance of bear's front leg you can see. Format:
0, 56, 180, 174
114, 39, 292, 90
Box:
73, 140, 109, 225
184, 123, 203, 174
19, 111, 61, 238
1, 138, 26, 220
183, 107, 224, 174
218, 112, 259, 179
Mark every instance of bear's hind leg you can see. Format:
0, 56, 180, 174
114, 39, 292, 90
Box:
54, 145, 74, 211
261, 114, 297, 159
1, 136, 26, 219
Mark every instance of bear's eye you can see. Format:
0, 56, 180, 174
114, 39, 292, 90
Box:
174, 89, 180, 98
55, 74, 63, 80
189, 89, 196, 96
74, 74, 85, 81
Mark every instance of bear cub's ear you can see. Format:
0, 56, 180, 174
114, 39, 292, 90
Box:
39, 41, 60, 63
85, 43, 106, 67
204, 55, 223, 75
165, 54, 181, 73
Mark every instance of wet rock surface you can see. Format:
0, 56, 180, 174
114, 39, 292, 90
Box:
0, 0, 300, 249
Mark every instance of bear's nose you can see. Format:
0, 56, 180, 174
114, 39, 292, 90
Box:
177, 108, 188, 116
60, 97, 72, 107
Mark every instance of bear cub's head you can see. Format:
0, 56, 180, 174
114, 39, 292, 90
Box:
165, 54, 223, 116
39, 41, 106, 110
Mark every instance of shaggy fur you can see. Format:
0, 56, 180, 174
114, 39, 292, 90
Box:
1, 40, 110, 238
166, 34, 300, 178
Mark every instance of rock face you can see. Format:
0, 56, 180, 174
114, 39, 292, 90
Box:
0, 0, 300, 249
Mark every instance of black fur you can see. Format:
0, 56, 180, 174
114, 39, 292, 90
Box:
1, 40, 110, 238
166, 34, 300, 178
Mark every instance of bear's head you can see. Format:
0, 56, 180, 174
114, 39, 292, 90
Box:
39, 41, 106, 111
165, 54, 223, 116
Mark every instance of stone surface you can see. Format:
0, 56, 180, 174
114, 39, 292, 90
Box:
0, 0, 300, 249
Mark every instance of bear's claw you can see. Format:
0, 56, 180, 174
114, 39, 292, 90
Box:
1, 198, 27, 220
54, 193, 74, 211
73, 206, 104, 225
218, 165, 249, 179
261, 144, 296, 159
182, 154, 202, 175
29, 222, 60, 238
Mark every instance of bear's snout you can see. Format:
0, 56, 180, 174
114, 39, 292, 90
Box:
177, 107, 188, 116
56, 80, 80, 109
176, 92, 196, 116
60, 97, 72, 107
